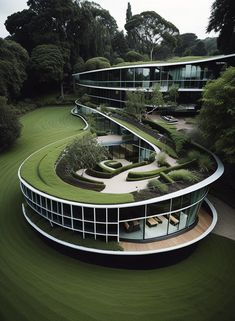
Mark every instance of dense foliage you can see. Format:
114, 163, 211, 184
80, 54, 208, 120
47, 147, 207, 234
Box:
125, 11, 179, 60
0, 39, 29, 99
0, 96, 22, 151
198, 67, 235, 164
0, 0, 220, 102
207, 0, 235, 54
59, 133, 110, 173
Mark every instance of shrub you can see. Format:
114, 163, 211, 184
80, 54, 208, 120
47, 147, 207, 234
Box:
104, 160, 122, 169
168, 169, 201, 183
114, 57, 125, 65
159, 172, 175, 184
127, 167, 167, 181
126, 51, 144, 62
71, 172, 104, 185
181, 149, 215, 172
84, 57, 111, 71
73, 56, 85, 73
86, 168, 113, 179
127, 159, 196, 181
0, 97, 22, 152
147, 179, 169, 194
156, 152, 169, 167
148, 152, 156, 163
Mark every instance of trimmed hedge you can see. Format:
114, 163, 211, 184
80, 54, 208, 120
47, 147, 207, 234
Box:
159, 172, 175, 184
86, 168, 113, 179
103, 160, 123, 169
127, 167, 168, 180
126, 159, 196, 181
87, 161, 148, 179
71, 172, 104, 185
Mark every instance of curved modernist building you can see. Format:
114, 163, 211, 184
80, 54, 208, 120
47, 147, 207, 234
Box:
73, 54, 235, 107
19, 102, 224, 257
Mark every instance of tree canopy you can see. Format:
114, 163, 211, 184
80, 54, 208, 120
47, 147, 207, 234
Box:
125, 11, 179, 60
0, 96, 22, 152
198, 67, 235, 164
62, 133, 110, 173
0, 39, 29, 99
207, 0, 235, 54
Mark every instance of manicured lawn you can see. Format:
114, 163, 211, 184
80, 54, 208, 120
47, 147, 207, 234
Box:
0, 106, 235, 321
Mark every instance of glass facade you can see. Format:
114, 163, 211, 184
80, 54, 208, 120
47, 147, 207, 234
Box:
20, 181, 208, 243
74, 55, 235, 107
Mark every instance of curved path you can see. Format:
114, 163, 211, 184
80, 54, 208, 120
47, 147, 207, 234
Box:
1, 106, 235, 321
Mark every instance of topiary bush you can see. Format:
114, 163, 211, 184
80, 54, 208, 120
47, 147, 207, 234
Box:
126, 51, 144, 62
84, 57, 111, 71
104, 160, 123, 169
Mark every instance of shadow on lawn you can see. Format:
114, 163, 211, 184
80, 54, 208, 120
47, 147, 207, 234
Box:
37, 232, 197, 270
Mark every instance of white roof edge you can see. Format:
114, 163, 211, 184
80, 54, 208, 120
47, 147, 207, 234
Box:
73, 53, 235, 76
19, 103, 224, 209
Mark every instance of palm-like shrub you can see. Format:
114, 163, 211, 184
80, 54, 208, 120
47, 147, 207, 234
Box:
156, 152, 169, 167
168, 169, 201, 183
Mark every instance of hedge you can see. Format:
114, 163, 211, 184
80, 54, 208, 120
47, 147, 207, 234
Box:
126, 167, 167, 181
103, 160, 123, 169
126, 159, 196, 181
159, 172, 175, 184
71, 172, 104, 185
87, 161, 148, 179
86, 168, 113, 179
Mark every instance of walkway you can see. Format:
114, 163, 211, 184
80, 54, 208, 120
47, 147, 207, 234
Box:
77, 159, 161, 193
208, 195, 235, 241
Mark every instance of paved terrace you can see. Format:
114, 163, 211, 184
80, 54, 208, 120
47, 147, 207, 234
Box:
77, 134, 177, 194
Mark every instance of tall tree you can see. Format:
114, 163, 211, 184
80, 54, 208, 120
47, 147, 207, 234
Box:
207, 0, 235, 54
174, 33, 198, 57
0, 39, 29, 99
5, 0, 80, 74
198, 67, 235, 164
29, 44, 64, 97
125, 2, 135, 50
125, 11, 179, 60
0, 96, 22, 152
78, 1, 118, 60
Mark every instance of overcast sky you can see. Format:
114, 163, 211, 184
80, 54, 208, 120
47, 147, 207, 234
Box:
0, 0, 217, 39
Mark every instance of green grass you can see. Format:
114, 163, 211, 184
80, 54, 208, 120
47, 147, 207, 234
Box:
113, 56, 209, 67
20, 114, 134, 205
0, 106, 235, 321
112, 117, 178, 158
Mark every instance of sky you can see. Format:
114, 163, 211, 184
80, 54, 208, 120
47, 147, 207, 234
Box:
0, 0, 217, 39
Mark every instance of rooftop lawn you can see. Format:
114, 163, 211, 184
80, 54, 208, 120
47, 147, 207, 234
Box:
20, 112, 134, 205
113, 56, 210, 67
111, 116, 178, 158
0, 106, 235, 321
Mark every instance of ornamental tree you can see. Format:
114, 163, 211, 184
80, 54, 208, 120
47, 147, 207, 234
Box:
62, 134, 110, 173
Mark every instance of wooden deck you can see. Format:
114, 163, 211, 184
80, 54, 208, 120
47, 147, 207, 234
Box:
120, 208, 213, 252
